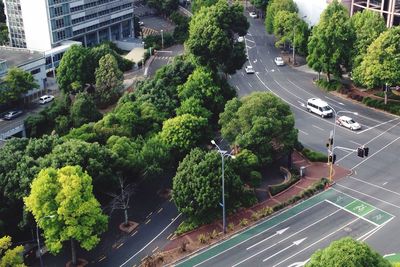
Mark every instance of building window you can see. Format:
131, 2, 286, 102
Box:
30, 68, 41, 75
55, 18, 64, 29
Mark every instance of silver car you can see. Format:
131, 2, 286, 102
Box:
4, 110, 23, 120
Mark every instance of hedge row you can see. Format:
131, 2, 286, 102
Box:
269, 173, 300, 196
302, 148, 328, 162
362, 97, 400, 116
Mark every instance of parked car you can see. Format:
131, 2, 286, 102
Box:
274, 57, 285, 66
237, 36, 244, 43
139, 21, 144, 26
4, 110, 23, 120
249, 12, 258, 18
336, 115, 361, 130
39, 94, 54, 104
245, 65, 255, 74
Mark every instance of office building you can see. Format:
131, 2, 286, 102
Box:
3, 0, 134, 51
351, 0, 400, 27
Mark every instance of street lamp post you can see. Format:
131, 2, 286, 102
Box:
328, 108, 358, 182
160, 29, 164, 50
36, 215, 55, 267
211, 140, 235, 234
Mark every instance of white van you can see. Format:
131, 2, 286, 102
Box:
306, 98, 333, 118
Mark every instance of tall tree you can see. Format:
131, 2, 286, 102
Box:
265, 0, 298, 34
352, 26, 400, 89
185, 0, 249, 73
70, 92, 102, 127
172, 148, 244, 222
251, 0, 269, 13
219, 92, 297, 164
0, 67, 39, 104
0, 23, 8, 46
191, 0, 217, 14
307, 0, 354, 82
95, 54, 123, 107
0, 236, 25, 267
306, 237, 391, 267
24, 166, 108, 266
350, 10, 386, 69
160, 114, 208, 156
56, 44, 89, 94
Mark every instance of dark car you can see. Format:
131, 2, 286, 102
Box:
4, 110, 23, 120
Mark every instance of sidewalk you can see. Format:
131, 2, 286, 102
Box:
160, 151, 351, 263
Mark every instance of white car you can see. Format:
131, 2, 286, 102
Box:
336, 115, 361, 130
249, 12, 258, 18
237, 36, 244, 43
39, 95, 54, 104
245, 65, 255, 74
274, 57, 285, 66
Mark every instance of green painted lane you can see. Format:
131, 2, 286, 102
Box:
176, 189, 334, 267
345, 200, 375, 217
364, 209, 393, 225
324, 191, 355, 207
384, 253, 400, 263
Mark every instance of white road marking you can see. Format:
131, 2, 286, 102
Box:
325, 199, 378, 226
272, 218, 360, 267
235, 85, 240, 91
333, 185, 400, 210
357, 117, 399, 134
247, 227, 290, 250
351, 136, 400, 170
191, 200, 326, 267
260, 58, 263, 63
273, 79, 304, 101
262, 238, 307, 263
337, 120, 400, 163
231, 209, 341, 267
287, 79, 315, 97
325, 96, 344, 106
248, 82, 253, 88
298, 130, 309, 135
246, 39, 255, 43
119, 213, 182, 267
348, 176, 400, 197
347, 140, 362, 146
312, 125, 325, 131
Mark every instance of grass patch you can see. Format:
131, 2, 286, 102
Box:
302, 148, 328, 162
315, 79, 342, 91
269, 174, 300, 196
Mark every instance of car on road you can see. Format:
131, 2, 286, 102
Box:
336, 115, 361, 130
249, 12, 258, 18
306, 98, 333, 118
245, 65, 255, 74
237, 36, 244, 43
4, 110, 23, 120
274, 57, 285, 66
39, 94, 54, 104
139, 21, 144, 26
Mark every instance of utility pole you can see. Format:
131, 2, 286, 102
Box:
385, 82, 388, 105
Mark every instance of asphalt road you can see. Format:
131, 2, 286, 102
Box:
177, 11, 400, 266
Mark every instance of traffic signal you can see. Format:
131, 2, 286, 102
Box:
326, 138, 333, 147
364, 147, 369, 157
329, 154, 337, 164
357, 147, 364, 158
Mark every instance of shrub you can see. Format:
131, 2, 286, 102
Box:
144, 33, 175, 49
250, 171, 262, 187
269, 174, 300, 196
251, 212, 260, 221
302, 148, 328, 162
362, 97, 400, 116
316, 79, 342, 91
228, 223, 235, 232
240, 218, 249, 227
175, 219, 201, 235
198, 233, 209, 244
259, 207, 273, 217
210, 229, 218, 239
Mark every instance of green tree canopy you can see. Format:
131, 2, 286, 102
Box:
352, 26, 400, 89
0, 23, 8, 46
56, 44, 89, 94
191, 0, 218, 13
24, 166, 108, 265
219, 92, 297, 164
70, 92, 102, 127
0, 68, 39, 104
265, 0, 298, 34
160, 114, 208, 156
0, 236, 25, 267
176, 97, 212, 119
307, 0, 354, 81
185, 0, 249, 72
349, 10, 386, 69
251, 0, 269, 12
306, 237, 391, 267
95, 54, 123, 107
146, 0, 179, 16
172, 148, 244, 222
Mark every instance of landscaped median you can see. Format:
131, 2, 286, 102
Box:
140, 177, 329, 267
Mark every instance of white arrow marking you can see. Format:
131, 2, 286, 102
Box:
325, 96, 344, 106
253, 59, 258, 63
247, 227, 290, 250
262, 238, 307, 262
297, 100, 305, 107
287, 260, 309, 267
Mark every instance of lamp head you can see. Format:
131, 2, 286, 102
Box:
231, 155, 236, 159
211, 140, 216, 145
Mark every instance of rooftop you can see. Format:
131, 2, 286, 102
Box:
0, 46, 44, 68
